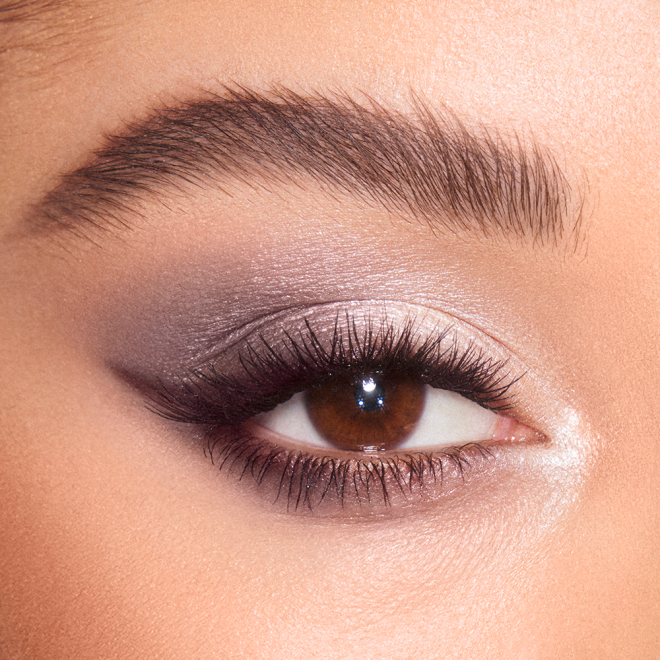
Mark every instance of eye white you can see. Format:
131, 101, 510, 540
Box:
254, 386, 499, 450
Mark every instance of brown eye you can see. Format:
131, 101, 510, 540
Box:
305, 374, 426, 451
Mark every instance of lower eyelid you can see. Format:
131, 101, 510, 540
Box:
204, 426, 521, 516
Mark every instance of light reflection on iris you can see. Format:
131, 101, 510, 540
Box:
355, 376, 386, 412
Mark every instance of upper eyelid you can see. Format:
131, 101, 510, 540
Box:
172, 299, 524, 369
204, 308, 514, 391
145, 311, 521, 428
108, 299, 528, 410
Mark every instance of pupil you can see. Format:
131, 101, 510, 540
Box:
355, 377, 385, 412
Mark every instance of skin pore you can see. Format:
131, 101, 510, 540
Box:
1, 0, 659, 658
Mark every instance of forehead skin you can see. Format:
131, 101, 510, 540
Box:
0, 1, 659, 659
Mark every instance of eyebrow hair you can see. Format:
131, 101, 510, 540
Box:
28, 86, 584, 246
0, 0, 58, 26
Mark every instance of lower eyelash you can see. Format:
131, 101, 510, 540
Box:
206, 427, 497, 512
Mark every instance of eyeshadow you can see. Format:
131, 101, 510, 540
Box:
57, 188, 554, 392
83, 242, 472, 376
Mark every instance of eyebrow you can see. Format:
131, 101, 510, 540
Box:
28, 86, 584, 246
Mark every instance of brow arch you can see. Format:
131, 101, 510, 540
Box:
29, 86, 586, 249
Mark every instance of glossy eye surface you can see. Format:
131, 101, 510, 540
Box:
257, 373, 499, 452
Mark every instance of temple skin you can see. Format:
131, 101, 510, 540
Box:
1, 1, 659, 658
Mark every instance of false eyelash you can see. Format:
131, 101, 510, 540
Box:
148, 313, 518, 427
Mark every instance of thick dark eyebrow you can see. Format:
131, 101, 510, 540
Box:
28, 86, 584, 246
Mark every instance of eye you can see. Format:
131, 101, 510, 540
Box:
145, 310, 544, 513
255, 373, 507, 452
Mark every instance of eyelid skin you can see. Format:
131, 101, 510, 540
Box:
146, 307, 520, 425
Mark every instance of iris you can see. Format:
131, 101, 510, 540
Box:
306, 374, 426, 451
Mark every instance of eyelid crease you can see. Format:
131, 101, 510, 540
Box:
139, 298, 522, 377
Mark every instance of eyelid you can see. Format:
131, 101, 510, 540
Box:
134, 303, 545, 514
147, 309, 519, 427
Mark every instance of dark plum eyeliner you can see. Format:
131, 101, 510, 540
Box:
143, 310, 531, 513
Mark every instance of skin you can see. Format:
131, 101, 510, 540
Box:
1, 0, 659, 658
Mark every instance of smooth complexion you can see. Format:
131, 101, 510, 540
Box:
1, 1, 659, 658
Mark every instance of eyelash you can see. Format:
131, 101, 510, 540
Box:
148, 314, 520, 512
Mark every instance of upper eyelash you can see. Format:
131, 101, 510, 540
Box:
148, 313, 519, 427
